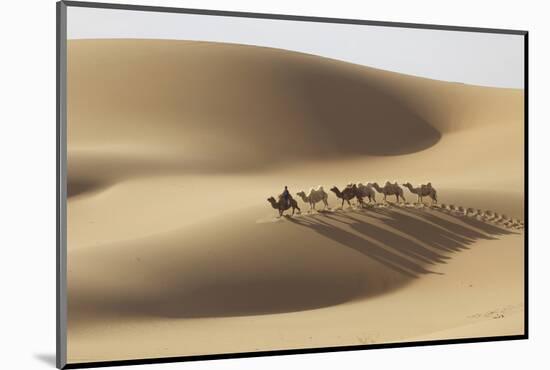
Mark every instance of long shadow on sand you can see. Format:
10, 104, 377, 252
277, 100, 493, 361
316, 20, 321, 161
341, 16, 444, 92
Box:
288, 206, 517, 278
69, 206, 519, 322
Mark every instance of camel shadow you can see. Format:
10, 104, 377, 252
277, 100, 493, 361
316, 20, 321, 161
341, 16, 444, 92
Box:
68, 206, 519, 322
288, 206, 516, 278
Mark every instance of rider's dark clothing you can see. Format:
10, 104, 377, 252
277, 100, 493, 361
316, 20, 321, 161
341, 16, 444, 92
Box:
282, 189, 291, 206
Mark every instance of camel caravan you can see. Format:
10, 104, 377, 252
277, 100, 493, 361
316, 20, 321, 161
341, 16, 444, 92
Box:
266, 182, 524, 230
267, 181, 434, 215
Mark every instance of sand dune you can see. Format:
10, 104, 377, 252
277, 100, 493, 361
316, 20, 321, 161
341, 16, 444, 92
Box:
69, 205, 517, 321
67, 40, 522, 197
66, 39, 524, 363
68, 39, 440, 158
68, 202, 523, 362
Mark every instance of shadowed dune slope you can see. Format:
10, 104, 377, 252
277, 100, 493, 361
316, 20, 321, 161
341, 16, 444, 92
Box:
68, 204, 517, 325
67, 39, 523, 197
68, 39, 440, 158
67, 39, 444, 194
66, 40, 525, 361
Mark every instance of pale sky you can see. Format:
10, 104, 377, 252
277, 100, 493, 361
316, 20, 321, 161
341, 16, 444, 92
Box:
67, 6, 525, 88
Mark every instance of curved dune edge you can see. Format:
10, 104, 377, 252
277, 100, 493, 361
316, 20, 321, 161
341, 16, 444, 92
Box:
68, 202, 519, 325
66, 39, 445, 197
67, 39, 522, 198
66, 40, 524, 362
67, 200, 524, 363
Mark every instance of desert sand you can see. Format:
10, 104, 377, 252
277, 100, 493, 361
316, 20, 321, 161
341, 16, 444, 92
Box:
66, 39, 525, 363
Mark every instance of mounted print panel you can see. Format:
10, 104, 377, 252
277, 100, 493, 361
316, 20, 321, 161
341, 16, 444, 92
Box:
57, 1, 527, 368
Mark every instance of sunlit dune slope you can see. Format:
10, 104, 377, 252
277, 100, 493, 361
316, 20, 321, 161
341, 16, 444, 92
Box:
66, 39, 525, 363
67, 39, 523, 197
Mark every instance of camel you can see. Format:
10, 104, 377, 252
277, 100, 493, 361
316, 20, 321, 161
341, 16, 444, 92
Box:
484, 210, 495, 219
402, 182, 437, 204
475, 209, 485, 219
267, 196, 301, 217
483, 210, 496, 222
330, 184, 364, 208
511, 218, 524, 229
370, 182, 406, 203
357, 183, 377, 203
511, 218, 523, 227
491, 213, 502, 223
497, 214, 510, 224
296, 186, 329, 211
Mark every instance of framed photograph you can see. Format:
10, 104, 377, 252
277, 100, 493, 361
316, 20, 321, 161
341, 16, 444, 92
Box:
57, 1, 528, 368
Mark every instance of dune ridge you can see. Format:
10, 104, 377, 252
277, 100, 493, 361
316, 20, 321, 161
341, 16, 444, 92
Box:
68, 40, 523, 199
66, 39, 524, 362
68, 203, 518, 322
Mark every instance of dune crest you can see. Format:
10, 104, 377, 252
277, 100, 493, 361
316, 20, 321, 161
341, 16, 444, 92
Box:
67, 39, 523, 198
67, 39, 445, 195
66, 39, 524, 363
68, 204, 518, 323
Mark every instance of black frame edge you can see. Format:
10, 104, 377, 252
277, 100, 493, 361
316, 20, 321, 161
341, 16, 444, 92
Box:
523, 32, 529, 338
64, 335, 527, 369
